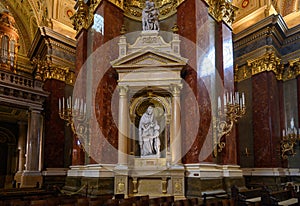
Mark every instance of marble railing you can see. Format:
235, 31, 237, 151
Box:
0, 71, 43, 91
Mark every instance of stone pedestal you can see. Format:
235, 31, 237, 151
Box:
117, 158, 185, 198
20, 171, 42, 188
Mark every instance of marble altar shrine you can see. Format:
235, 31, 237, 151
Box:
110, 5, 187, 196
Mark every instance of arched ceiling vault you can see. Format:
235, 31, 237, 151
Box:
232, 0, 300, 33
0, 0, 75, 56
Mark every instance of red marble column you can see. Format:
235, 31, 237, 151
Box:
278, 80, 286, 167
89, 1, 123, 164
75, 30, 88, 77
43, 79, 67, 168
178, 0, 213, 163
221, 23, 237, 165
252, 72, 282, 167
71, 27, 88, 165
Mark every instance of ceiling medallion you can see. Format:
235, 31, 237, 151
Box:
241, 0, 249, 8
123, 0, 178, 21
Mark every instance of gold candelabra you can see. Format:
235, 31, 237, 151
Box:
281, 118, 300, 159
213, 92, 246, 158
58, 96, 88, 147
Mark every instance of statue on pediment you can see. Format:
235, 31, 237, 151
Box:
142, 0, 159, 31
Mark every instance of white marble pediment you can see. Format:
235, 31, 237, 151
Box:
111, 49, 188, 69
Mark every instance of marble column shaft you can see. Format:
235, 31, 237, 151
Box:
17, 122, 27, 172
118, 86, 128, 165
171, 84, 182, 165
25, 109, 43, 171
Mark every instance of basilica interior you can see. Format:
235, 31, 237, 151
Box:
0, 0, 300, 204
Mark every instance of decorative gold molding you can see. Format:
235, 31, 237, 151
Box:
235, 54, 300, 82
206, 0, 237, 27
235, 52, 283, 82
32, 56, 74, 85
248, 51, 282, 79
282, 58, 300, 81
123, 0, 178, 21
71, 0, 93, 34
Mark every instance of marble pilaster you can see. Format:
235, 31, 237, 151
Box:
21, 109, 43, 187
15, 122, 27, 185
17, 122, 27, 172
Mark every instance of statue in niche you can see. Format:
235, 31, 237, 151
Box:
139, 106, 161, 157
142, 0, 160, 31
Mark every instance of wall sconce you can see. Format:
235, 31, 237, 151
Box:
58, 96, 89, 152
281, 118, 300, 159
213, 92, 246, 157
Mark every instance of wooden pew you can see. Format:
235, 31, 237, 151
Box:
231, 185, 264, 205
261, 188, 299, 206
202, 191, 230, 206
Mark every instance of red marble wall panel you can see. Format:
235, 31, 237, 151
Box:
252, 72, 282, 167
72, 30, 88, 165
90, 1, 123, 163
221, 23, 237, 165
278, 80, 286, 167
43, 79, 66, 168
75, 31, 88, 77
178, 0, 213, 163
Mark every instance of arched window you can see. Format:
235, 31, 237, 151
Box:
1, 35, 8, 63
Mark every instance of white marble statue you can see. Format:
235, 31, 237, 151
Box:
139, 106, 161, 157
142, 0, 160, 31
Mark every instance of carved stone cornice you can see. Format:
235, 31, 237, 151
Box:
206, 0, 237, 27
235, 51, 283, 82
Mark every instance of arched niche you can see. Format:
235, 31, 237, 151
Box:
129, 89, 171, 158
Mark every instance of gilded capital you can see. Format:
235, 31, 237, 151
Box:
207, 0, 237, 27
235, 52, 284, 82
71, 0, 93, 33
282, 58, 300, 81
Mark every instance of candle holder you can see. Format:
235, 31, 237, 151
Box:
58, 96, 89, 150
213, 92, 246, 158
281, 118, 300, 159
